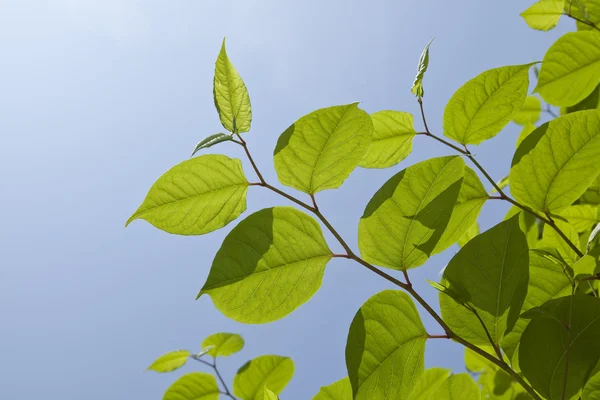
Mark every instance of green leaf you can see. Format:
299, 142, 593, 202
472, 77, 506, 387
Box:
573, 246, 600, 279
233, 355, 294, 400
346, 290, 427, 399
520, 294, 600, 399
514, 96, 542, 125
567, 0, 600, 31
560, 204, 600, 232
191, 133, 233, 157
440, 216, 529, 346
358, 110, 416, 169
565, 84, 600, 114
312, 377, 352, 400
580, 176, 600, 205
147, 350, 190, 373
536, 31, 600, 106
263, 387, 279, 400
426, 373, 480, 400
163, 372, 220, 400
520, 0, 564, 31
406, 368, 451, 400
584, 361, 600, 400
505, 207, 538, 248
411, 38, 434, 98
443, 63, 534, 145
458, 222, 479, 247
538, 220, 581, 265
126, 154, 248, 235
510, 110, 600, 213
197, 207, 332, 323
590, 223, 600, 252
465, 346, 496, 373
273, 103, 373, 194
491, 175, 510, 193
201, 333, 244, 357
358, 156, 465, 271
213, 38, 252, 133
516, 123, 537, 148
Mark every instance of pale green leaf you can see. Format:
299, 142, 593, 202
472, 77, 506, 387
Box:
465, 346, 497, 373
514, 96, 542, 125
521, 0, 564, 31
198, 207, 332, 323
458, 222, 479, 247
191, 133, 233, 157
580, 175, 600, 205
510, 110, 600, 213
273, 103, 373, 194
584, 361, 600, 400
406, 368, 451, 400
505, 207, 538, 248
263, 387, 279, 400
163, 372, 220, 400
444, 64, 533, 145
358, 156, 465, 271
538, 220, 581, 265
536, 31, 600, 106
346, 290, 426, 399
202, 333, 244, 357
147, 350, 190, 373
440, 216, 529, 346
213, 38, 251, 133
516, 123, 537, 148
560, 204, 600, 232
520, 295, 600, 399
233, 355, 294, 400
565, 84, 600, 114
567, 0, 600, 31
312, 377, 352, 400
358, 110, 416, 169
126, 154, 248, 235
412, 38, 434, 98
426, 373, 480, 400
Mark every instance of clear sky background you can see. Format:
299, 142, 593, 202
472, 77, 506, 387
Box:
0, 1, 571, 399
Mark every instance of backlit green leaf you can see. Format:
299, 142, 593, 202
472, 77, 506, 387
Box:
358, 156, 464, 271
198, 207, 332, 323
520, 295, 600, 399
510, 110, 600, 213
273, 103, 373, 194
440, 216, 529, 346
565, 84, 600, 114
444, 64, 533, 145
412, 38, 434, 98
191, 133, 233, 157
520, 0, 564, 31
584, 362, 600, 400
580, 176, 600, 205
263, 387, 279, 400
536, 31, 600, 106
492, 175, 510, 193
202, 333, 244, 357
346, 290, 426, 400
213, 38, 252, 133
560, 204, 600, 232
516, 123, 537, 148
573, 246, 600, 279
426, 373, 480, 400
233, 355, 294, 400
147, 350, 190, 373
358, 111, 416, 169
514, 96, 542, 125
126, 154, 248, 235
458, 222, 479, 247
163, 372, 220, 400
406, 368, 451, 400
567, 0, 600, 31
538, 220, 581, 265
312, 377, 352, 400
505, 207, 538, 248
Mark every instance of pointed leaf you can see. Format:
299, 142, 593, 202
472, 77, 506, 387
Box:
198, 207, 332, 323
358, 110, 416, 169
273, 103, 373, 194
510, 110, 600, 213
346, 290, 427, 400
191, 133, 233, 157
163, 372, 220, 400
126, 155, 248, 235
312, 377, 352, 400
514, 96, 542, 125
233, 355, 294, 400
147, 350, 190, 373
202, 333, 244, 357
521, 0, 564, 31
411, 38, 434, 98
358, 156, 464, 271
444, 64, 534, 145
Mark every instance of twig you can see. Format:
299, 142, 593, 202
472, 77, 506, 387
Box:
191, 355, 238, 400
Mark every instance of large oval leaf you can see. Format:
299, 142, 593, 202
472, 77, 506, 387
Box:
201, 333, 244, 357
520, 0, 564, 31
358, 156, 464, 271
126, 154, 248, 235
346, 290, 426, 400
197, 207, 332, 323
358, 110, 416, 169
520, 295, 600, 399
443, 64, 533, 145
233, 355, 294, 400
163, 372, 220, 400
147, 350, 190, 373
273, 103, 373, 194
213, 38, 252, 133
510, 110, 600, 213
312, 377, 352, 400
440, 216, 529, 346
536, 31, 600, 106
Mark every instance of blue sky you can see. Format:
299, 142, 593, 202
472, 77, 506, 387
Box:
0, 1, 570, 399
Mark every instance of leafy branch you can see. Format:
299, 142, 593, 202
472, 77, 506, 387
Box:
191, 355, 238, 400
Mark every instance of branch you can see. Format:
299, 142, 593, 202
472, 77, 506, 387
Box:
192, 355, 238, 400
564, 11, 600, 33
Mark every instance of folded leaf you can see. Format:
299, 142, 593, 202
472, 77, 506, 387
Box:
411, 38, 434, 98
191, 133, 233, 156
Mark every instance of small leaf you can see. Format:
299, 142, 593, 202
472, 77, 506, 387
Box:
411, 38, 434, 98
358, 156, 464, 271
346, 290, 426, 400
163, 372, 220, 400
406, 368, 451, 400
444, 63, 534, 145
147, 350, 190, 373
458, 222, 479, 247
213, 38, 252, 133
198, 207, 332, 323
312, 377, 352, 400
514, 96, 542, 125
202, 333, 244, 357
536, 31, 600, 106
233, 355, 294, 400
358, 110, 416, 169
126, 155, 248, 235
520, 0, 564, 31
273, 103, 373, 194
516, 123, 537, 148
191, 133, 233, 157
510, 110, 600, 213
